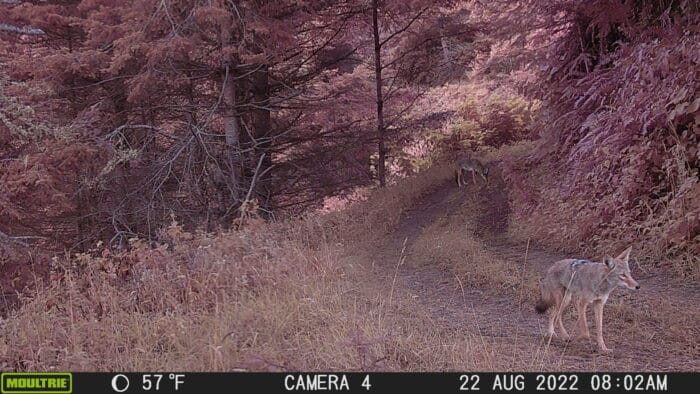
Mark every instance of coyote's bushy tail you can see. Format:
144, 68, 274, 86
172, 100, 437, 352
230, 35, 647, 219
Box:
535, 281, 554, 314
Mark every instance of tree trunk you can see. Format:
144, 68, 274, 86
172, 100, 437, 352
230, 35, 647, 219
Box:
372, 0, 387, 187
219, 6, 243, 221
222, 62, 242, 206
251, 64, 273, 213
440, 25, 454, 78
111, 87, 135, 248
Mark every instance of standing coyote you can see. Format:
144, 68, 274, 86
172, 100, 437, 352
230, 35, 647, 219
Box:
455, 158, 489, 187
535, 246, 640, 352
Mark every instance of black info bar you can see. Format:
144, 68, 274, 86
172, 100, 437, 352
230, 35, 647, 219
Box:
0, 372, 694, 394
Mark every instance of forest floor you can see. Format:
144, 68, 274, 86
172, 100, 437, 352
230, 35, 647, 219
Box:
351, 162, 699, 371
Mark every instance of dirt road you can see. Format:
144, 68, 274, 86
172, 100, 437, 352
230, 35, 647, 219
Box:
361, 163, 699, 371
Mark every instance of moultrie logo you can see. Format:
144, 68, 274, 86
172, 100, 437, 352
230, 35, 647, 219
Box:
1, 373, 72, 394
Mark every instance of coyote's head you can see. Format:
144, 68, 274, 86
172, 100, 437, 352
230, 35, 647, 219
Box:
604, 246, 640, 290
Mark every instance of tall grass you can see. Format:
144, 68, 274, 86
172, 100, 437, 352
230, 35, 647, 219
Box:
0, 161, 494, 371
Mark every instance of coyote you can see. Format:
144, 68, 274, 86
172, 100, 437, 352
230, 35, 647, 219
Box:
535, 246, 639, 352
455, 158, 489, 187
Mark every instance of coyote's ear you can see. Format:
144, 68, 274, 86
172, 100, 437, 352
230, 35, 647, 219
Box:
604, 257, 615, 268
616, 246, 632, 263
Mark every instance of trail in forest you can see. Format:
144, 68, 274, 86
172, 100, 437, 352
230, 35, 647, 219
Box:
362, 163, 699, 371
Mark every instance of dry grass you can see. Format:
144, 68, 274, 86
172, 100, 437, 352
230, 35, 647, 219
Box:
319, 163, 455, 247
0, 221, 396, 370
411, 220, 539, 302
0, 161, 494, 371
2, 221, 366, 370
1, 152, 697, 372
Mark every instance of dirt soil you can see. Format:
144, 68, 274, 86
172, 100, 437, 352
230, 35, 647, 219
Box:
358, 163, 699, 371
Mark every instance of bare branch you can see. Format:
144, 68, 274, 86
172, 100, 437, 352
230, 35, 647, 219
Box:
0, 23, 44, 35
379, 7, 429, 48
0, 230, 46, 247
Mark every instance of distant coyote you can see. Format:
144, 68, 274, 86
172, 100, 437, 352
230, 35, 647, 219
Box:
455, 158, 489, 187
535, 246, 640, 352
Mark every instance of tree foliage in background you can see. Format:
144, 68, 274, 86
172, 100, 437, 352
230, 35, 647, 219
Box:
498, 0, 699, 272
0, 0, 478, 257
